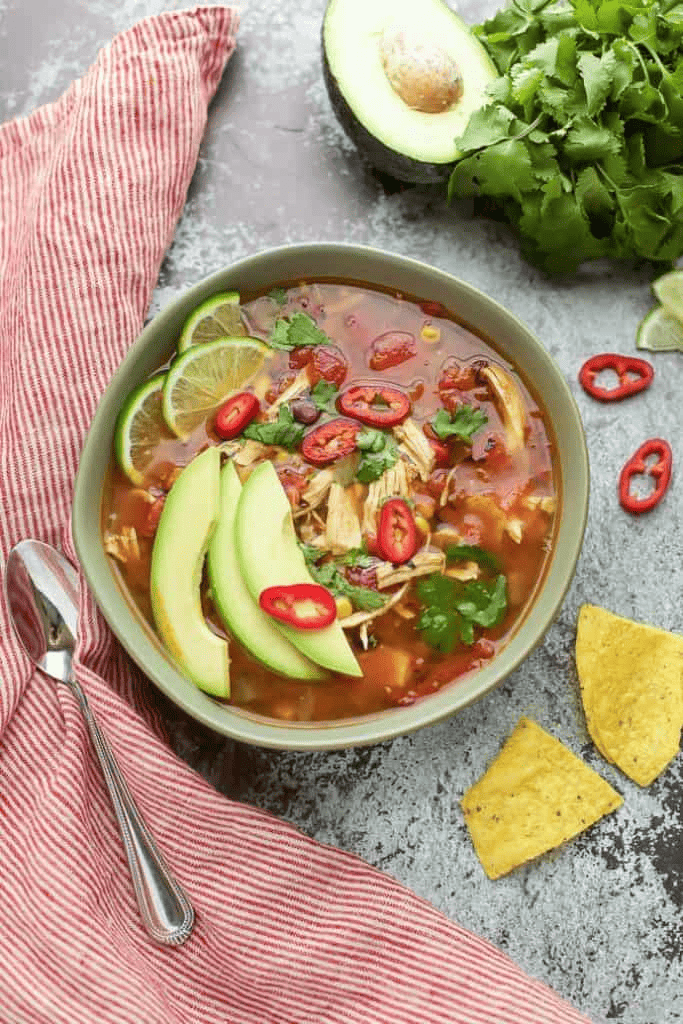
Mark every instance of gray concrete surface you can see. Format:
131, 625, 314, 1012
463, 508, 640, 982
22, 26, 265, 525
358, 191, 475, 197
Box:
3, 1, 682, 1021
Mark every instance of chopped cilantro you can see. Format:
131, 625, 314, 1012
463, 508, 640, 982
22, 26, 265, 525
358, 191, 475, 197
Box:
430, 405, 488, 442
337, 545, 375, 568
299, 545, 386, 612
416, 573, 507, 650
310, 379, 339, 412
355, 427, 399, 483
243, 405, 304, 450
267, 287, 287, 305
448, 0, 683, 273
269, 312, 331, 350
445, 544, 501, 572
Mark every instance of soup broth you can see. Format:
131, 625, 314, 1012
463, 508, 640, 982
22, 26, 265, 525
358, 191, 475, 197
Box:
103, 280, 558, 722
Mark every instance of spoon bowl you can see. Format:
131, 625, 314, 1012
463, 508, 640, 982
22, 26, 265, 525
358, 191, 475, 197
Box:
4, 538, 195, 946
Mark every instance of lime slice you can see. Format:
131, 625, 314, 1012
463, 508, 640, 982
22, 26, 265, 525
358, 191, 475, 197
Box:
651, 270, 683, 324
636, 305, 683, 353
178, 291, 245, 352
163, 337, 269, 438
114, 375, 174, 485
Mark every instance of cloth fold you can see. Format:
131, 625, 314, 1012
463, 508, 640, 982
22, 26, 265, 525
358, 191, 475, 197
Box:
0, 8, 592, 1023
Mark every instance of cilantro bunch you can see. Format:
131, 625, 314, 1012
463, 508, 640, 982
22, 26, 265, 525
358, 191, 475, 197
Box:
449, 0, 683, 273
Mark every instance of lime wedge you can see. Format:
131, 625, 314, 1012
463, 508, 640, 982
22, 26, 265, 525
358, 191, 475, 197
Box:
163, 337, 269, 439
114, 375, 174, 486
636, 305, 683, 353
178, 291, 245, 352
652, 270, 683, 324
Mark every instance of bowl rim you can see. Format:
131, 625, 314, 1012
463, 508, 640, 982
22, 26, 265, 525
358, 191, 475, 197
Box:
73, 241, 589, 751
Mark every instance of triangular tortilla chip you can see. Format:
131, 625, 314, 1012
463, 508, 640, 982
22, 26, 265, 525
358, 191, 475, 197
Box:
461, 717, 622, 880
576, 603, 683, 786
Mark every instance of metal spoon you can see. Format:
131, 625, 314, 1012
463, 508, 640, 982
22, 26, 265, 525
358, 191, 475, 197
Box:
4, 539, 195, 946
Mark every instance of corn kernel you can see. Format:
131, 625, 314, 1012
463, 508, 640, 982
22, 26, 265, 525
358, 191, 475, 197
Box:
421, 324, 441, 343
415, 515, 431, 537
335, 596, 353, 619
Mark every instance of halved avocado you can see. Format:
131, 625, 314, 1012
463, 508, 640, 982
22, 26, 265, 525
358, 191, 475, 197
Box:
322, 0, 497, 184
150, 446, 230, 697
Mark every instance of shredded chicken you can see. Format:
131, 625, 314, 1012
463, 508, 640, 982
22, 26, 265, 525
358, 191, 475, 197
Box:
446, 561, 480, 582
325, 483, 362, 555
341, 583, 409, 630
266, 368, 310, 418
480, 364, 527, 453
376, 550, 446, 590
294, 455, 360, 518
104, 526, 141, 565
393, 418, 435, 481
232, 439, 272, 467
523, 494, 556, 515
505, 517, 525, 544
362, 459, 411, 534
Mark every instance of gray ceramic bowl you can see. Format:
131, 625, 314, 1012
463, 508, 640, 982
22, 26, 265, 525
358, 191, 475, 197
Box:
73, 243, 589, 751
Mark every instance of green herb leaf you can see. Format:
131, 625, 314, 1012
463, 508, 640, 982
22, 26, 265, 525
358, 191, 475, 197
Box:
355, 428, 399, 483
445, 544, 501, 571
450, 0, 683, 272
267, 287, 288, 305
416, 572, 508, 651
268, 312, 331, 350
310, 379, 339, 412
243, 405, 304, 450
430, 406, 488, 442
301, 552, 386, 612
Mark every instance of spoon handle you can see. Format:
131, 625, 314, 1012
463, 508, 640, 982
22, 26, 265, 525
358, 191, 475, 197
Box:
67, 675, 195, 946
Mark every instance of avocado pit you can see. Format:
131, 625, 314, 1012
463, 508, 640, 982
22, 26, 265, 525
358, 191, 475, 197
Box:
379, 26, 463, 114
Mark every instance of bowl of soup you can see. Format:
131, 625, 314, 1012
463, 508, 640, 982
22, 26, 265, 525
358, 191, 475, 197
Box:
72, 243, 588, 750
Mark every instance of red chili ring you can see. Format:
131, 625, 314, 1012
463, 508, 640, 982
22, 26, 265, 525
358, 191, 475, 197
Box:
338, 383, 411, 428
618, 438, 672, 514
579, 353, 654, 402
259, 583, 337, 629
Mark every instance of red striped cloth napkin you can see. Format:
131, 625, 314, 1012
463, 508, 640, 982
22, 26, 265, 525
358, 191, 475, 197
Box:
0, 7, 593, 1023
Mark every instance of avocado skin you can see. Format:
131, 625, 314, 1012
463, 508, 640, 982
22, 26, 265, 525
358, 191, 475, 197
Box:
322, 44, 454, 185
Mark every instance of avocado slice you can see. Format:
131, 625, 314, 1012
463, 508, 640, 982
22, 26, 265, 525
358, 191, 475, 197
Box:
150, 446, 230, 697
322, 0, 497, 183
235, 461, 362, 677
207, 460, 324, 680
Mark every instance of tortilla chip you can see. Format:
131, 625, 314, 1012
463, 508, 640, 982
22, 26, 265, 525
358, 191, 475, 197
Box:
461, 717, 622, 880
576, 603, 683, 787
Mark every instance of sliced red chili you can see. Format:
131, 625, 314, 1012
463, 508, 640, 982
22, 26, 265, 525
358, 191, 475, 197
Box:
338, 384, 411, 427
259, 583, 336, 629
619, 438, 672, 514
301, 417, 360, 466
368, 331, 416, 371
377, 498, 418, 564
214, 391, 260, 439
579, 353, 654, 402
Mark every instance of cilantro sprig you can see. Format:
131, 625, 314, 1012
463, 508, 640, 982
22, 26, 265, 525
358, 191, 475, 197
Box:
243, 405, 304, 450
355, 427, 400, 482
449, 0, 683, 273
269, 312, 331, 350
430, 405, 488, 442
416, 573, 507, 651
300, 545, 386, 612
310, 379, 339, 412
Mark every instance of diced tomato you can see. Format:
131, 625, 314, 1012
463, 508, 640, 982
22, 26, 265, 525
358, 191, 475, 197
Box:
301, 418, 360, 466
138, 496, 165, 538
377, 498, 418, 564
276, 465, 309, 507
438, 358, 487, 413
288, 345, 348, 387
422, 423, 451, 466
311, 345, 348, 387
419, 300, 448, 318
214, 391, 260, 440
368, 331, 416, 371
338, 384, 410, 427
